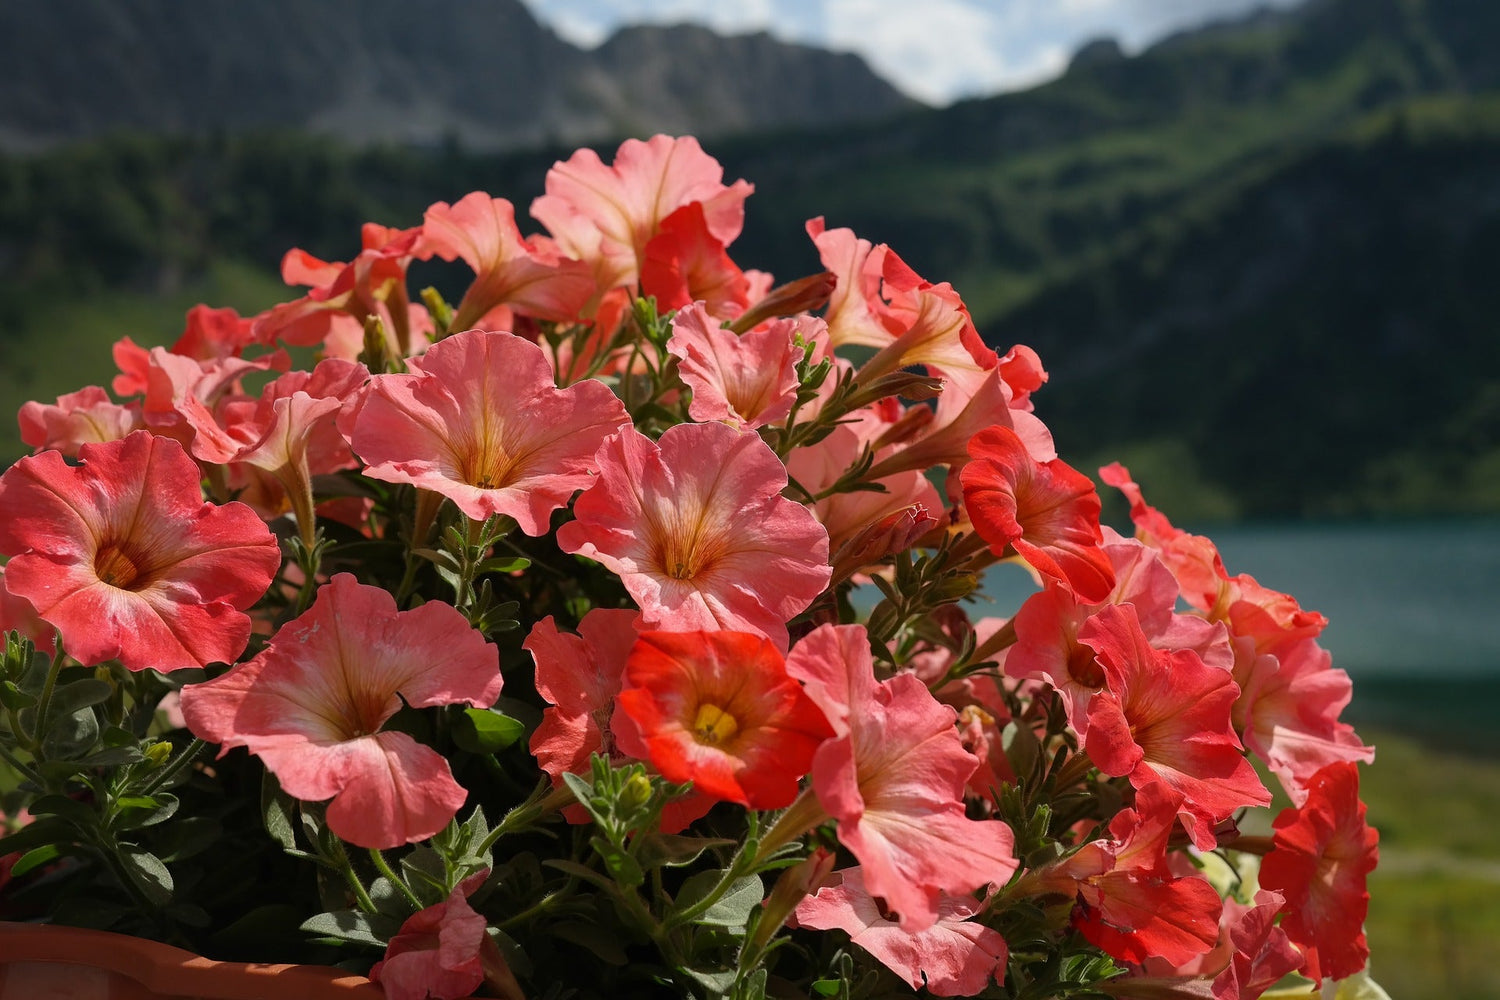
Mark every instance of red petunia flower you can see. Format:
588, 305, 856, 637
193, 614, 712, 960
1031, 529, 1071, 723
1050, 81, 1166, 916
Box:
616, 630, 833, 809
1259, 761, 1379, 983
962, 424, 1114, 602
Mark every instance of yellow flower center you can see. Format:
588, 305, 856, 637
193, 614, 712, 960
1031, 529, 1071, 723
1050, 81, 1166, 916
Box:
693, 704, 739, 745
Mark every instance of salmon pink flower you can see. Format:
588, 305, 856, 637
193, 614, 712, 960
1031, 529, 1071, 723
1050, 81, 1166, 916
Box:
419, 191, 595, 331
666, 303, 802, 429
526, 609, 641, 787
784, 624, 1018, 931
794, 867, 1009, 996
962, 424, 1115, 603
18, 386, 141, 457
370, 871, 520, 1000
557, 421, 830, 647
0, 432, 279, 671
348, 330, 629, 534
179, 574, 502, 849
1259, 761, 1379, 983
616, 630, 833, 809
532, 134, 753, 291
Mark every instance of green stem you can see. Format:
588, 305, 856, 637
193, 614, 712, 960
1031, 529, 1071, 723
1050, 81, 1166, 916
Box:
0, 741, 42, 786
476, 782, 575, 857
335, 847, 379, 914
368, 848, 424, 911
28, 645, 67, 751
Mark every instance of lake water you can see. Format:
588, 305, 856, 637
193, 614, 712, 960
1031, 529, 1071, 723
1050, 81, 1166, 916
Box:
975, 519, 1500, 678
972, 519, 1500, 752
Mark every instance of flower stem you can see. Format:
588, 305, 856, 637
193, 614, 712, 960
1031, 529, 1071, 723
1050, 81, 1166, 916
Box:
368, 848, 424, 911
139, 738, 206, 797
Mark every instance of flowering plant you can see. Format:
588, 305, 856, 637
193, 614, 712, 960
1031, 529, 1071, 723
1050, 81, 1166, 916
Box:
0, 135, 1381, 1000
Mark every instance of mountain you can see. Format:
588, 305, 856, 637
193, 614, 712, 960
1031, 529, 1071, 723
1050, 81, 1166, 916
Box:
0, 0, 916, 152
2, 0, 1498, 518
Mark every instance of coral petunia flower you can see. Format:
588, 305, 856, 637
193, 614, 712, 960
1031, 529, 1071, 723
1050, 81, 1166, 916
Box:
1258, 761, 1379, 983
962, 424, 1115, 603
0, 431, 279, 671
666, 303, 802, 429
369, 871, 521, 1000
1080, 604, 1269, 849
794, 867, 1009, 997
784, 624, 1019, 932
532, 134, 753, 292
347, 329, 630, 534
616, 630, 833, 809
419, 191, 596, 331
18, 386, 141, 458
556, 421, 830, 648
179, 574, 502, 849
640, 202, 751, 318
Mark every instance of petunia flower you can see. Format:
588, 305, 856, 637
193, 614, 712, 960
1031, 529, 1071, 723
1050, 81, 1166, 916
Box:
369, 871, 522, 1000
419, 191, 596, 331
0, 431, 280, 671
1080, 604, 1270, 849
347, 329, 630, 534
962, 424, 1115, 603
666, 303, 802, 428
794, 867, 1009, 997
640, 202, 751, 317
1258, 761, 1379, 983
17, 386, 141, 458
532, 134, 753, 292
179, 574, 502, 849
616, 630, 833, 810
782, 624, 1019, 932
556, 421, 830, 648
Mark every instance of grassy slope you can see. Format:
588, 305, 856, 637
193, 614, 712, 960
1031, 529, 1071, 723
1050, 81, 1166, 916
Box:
0, 260, 288, 461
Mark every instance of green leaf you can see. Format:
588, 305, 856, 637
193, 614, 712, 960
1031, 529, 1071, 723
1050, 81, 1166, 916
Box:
79, 745, 145, 767
10, 844, 61, 878
27, 793, 97, 825
299, 909, 398, 949
118, 847, 174, 906
633, 832, 735, 869
682, 967, 737, 994
549, 920, 630, 965
41, 705, 100, 758
676, 871, 763, 929
0, 816, 71, 856
475, 556, 530, 575
115, 793, 179, 829
262, 771, 298, 851
154, 816, 220, 863
50, 678, 114, 714
451, 707, 525, 755
0, 679, 36, 710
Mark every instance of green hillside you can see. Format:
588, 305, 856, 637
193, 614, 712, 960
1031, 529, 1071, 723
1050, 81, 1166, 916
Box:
2, 0, 1498, 516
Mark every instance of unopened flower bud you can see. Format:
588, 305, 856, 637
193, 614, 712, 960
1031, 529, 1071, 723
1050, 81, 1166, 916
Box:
830, 504, 938, 584
144, 741, 174, 767
620, 772, 654, 814
730, 271, 837, 332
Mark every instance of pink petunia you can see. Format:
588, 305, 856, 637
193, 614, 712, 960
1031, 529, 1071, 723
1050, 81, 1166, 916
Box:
532, 134, 754, 292
369, 871, 521, 1000
347, 329, 630, 534
784, 624, 1019, 932
0, 432, 279, 671
419, 191, 596, 331
556, 421, 830, 648
616, 630, 833, 809
18, 386, 141, 458
640, 202, 751, 318
666, 303, 802, 429
179, 574, 502, 848
794, 867, 1009, 996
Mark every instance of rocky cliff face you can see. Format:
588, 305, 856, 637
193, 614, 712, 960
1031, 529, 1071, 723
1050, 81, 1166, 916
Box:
0, 0, 917, 151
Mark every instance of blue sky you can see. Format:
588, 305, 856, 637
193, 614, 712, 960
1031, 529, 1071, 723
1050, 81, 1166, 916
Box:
518, 0, 1304, 104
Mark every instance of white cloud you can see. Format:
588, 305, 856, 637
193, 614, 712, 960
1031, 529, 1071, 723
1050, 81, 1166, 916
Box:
519, 0, 1308, 103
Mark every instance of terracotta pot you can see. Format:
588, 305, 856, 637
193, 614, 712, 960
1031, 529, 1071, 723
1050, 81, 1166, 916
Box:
0, 922, 383, 999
